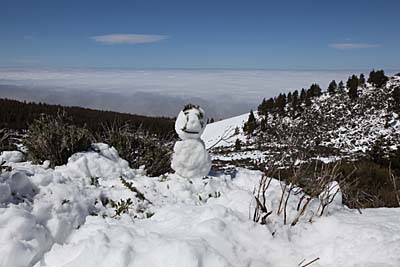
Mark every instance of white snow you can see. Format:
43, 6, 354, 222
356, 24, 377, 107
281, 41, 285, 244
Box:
0, 151, 25, 163
175, 107, 206, 140
171, 139, 211, 179
1, 144, 400, 267
172, 106, 211, 178
202, 113, 250, 149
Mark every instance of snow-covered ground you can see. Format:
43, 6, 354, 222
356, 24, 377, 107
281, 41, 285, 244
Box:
1, 144, 400, 267
202, 113, 250, 149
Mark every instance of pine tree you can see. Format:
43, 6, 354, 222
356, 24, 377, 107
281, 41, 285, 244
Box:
359, 73, 366, 88
300, 88, 307, 102
327, 80, 337, 95
338, 80, 345, 94
274, 94, 286, 114
308, 83, 322, 97
287, 92, 292, 104
243, 110, 257, 135
347, 75, 359, 100
305, 95, 312, 106
392, 86, 400, 113
265, 98, 274, 111
260, 117, 268, 131
234, 138, 241, 151
292, 90, 299, 110
368, 69, 389, 88
257, 98, 268, 116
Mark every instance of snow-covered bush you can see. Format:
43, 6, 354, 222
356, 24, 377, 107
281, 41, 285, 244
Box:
23, 112, 92, 167
253, 161, 344, 228
0, 129, 17, 151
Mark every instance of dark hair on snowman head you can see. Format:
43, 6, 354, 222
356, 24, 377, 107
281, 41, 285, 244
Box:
183, 103, 200, 112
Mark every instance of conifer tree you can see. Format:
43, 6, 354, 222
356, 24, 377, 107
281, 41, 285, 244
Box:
368, 69, 388, 88
327, 80, 337, 95
338, 80, 345, 94
359, 73, 366, 88
243, 110, 257, 135
235, 138, 241, 151
287, 92, 292, 104
392, 86, 400, 113
257, 98, 268, 116
274, 94, 286, 114
265, 98, 274, 111
292, 90, 299, 110
300, 88, 307, 102
305, 95, 312, 106
260, 117, 268, 131
347, 75, 359, 100
309, 83, 322, 97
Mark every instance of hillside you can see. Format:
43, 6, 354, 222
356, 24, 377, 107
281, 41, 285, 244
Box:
203, 73, 400, 165
0, 98, 174, 136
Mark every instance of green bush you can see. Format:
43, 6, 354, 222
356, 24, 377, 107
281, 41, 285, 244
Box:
98, 123, 172, 177
337, 160, 399, 208
278, 158, 400, 209
23, 111, 92, 167
0, 129, 17, 151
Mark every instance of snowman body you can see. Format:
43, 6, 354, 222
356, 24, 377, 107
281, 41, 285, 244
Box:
171, 105, 211, 178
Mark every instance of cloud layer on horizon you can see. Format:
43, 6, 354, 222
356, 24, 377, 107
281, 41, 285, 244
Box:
0, 69, 380, 118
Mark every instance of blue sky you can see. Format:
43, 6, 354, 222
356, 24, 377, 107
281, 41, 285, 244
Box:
1, 0, 399, 69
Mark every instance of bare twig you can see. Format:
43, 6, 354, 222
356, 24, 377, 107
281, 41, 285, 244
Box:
299, 257, 320, 267
206, 126, 236, 150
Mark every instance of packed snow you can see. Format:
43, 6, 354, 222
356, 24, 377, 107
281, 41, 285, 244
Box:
1, 143, 400, 267
172, 105, 211, 178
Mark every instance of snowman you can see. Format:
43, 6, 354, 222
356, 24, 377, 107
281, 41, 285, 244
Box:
171, 104, 211, 179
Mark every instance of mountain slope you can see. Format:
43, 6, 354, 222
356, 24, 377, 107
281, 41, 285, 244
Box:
203, 75, 400, 162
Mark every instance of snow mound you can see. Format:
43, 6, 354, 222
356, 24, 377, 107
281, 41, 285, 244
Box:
0, 151, 25, 163
1, 145, 400, 267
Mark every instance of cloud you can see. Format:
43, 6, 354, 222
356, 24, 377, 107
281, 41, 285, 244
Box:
0, 69, 358, 117
329, 43, 380, 50
91, 34, 169, 44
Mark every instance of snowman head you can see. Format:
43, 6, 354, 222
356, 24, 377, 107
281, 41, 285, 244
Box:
175, 104, 206, 140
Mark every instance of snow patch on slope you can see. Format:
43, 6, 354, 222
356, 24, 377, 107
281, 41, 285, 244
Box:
202, 113, 249, 149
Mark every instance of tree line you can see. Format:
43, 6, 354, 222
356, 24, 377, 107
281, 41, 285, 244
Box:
0, 98, 175, 137
243, 69, 393, 135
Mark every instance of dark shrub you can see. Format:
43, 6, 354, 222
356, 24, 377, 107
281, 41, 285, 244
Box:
0, 129, 17, 151
98, 123, 172, 177
368, 69, 389, 88
23, 111, 91, 167
338, 160, 399, 208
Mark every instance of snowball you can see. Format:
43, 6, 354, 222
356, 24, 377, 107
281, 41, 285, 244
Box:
171, 139, 211, 178
43, 160, 51, 169
175, 106, 206, 140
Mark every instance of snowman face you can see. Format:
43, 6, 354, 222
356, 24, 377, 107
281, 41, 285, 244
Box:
175, 106, 206, 139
